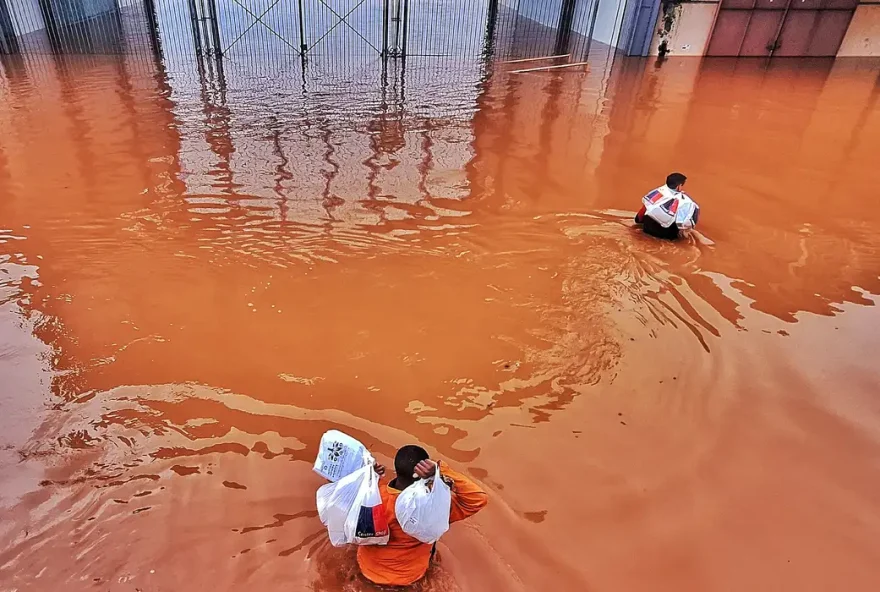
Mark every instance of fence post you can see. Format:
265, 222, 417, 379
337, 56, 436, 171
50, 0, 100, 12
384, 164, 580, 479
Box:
297, 0, 307, 53
0, 0, 20, 54
400, 0, 409, 57
555, 0, 577, 55
206, 0, 223, 56
584, 0, 603, 57
198, 0, 214, 55
142, 0, 161, 56
187, 0, 204, 56
484, 0, 498, 57
382, 0, 389, 56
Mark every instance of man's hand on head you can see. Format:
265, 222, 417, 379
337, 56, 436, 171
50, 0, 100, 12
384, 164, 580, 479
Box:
374, 463, 386, 477
413, 460, 437, 480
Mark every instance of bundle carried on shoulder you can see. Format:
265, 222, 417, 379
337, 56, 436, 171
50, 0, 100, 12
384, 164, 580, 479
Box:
642, 185, 700, 230
314, 430, 389, 547
394, 461, 452, 544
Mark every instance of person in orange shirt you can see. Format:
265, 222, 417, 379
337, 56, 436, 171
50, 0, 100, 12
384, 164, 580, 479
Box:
358, 445, 488, 587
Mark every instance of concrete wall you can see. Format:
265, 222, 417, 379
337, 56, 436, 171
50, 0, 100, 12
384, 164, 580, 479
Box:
569, 0, 631, 48
838, 3, 880, 57
648, 0, 719, 56
593, 0, 629, 47
80, 0, 117, 20
7, 0, 117, 37
515, 0, 633, 50
8, 0, 44, 36
517, 0, 564, 29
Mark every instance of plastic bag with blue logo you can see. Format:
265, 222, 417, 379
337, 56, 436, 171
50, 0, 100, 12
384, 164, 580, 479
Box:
317, 462, 389, 547
675, 195, 700, 230
313, 430, 371, 482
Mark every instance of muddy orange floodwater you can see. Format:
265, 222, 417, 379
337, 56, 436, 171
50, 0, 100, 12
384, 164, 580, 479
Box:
1, 53, 880, 592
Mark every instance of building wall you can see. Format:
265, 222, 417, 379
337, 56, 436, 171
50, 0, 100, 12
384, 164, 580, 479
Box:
514, 0, 634, 50
6, 0, 117, 37
516, 0, 564, 29
648, 1, 719, 56
646, 0, 880, 56
592, 0, 630, 46
80, 0, 118, 20
567, 0, 631, 48
838, 2, 880, 56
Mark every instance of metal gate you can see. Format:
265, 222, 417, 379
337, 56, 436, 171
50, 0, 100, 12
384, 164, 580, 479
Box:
159, 0, 388, 58
0, 0, 627, 63
707, 0, 857, 57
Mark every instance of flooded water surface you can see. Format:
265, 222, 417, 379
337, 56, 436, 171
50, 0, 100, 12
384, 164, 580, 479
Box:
1, 52, 880, 591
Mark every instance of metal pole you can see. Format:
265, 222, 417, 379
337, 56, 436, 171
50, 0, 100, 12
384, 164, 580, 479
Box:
142, 0, 161, 57
483, 0, 498, 58
584, 0, 603, 58
297, 0, 307, 53
0, 0, 20, 54
187, 0, 204, 56
400, 0, 409, 57
555, 0, 576, 55
382, 0, 389, 56
206, 0, 223, 56
389, 0, 400, 53
198, 0, 213, 55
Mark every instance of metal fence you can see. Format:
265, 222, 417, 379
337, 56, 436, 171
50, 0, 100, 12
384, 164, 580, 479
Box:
0, 0, 631, 64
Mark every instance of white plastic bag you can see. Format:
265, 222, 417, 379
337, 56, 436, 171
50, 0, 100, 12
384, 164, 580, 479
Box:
394, 462, 452, 544
313, 430, 371, 482
316, 463, 390, 547
641, 185, 700, 230
675, 198, 700, 230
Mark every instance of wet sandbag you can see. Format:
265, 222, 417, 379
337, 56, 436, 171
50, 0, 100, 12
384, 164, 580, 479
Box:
313, 429, 371, 482
317, 463, 390, 546
394, 461, 452, 544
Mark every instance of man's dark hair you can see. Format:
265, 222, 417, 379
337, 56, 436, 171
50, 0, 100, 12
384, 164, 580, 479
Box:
394, 445, 429, 477
666, 172, 687, 190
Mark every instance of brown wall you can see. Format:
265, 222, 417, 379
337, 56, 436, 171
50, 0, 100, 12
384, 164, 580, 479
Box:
649, 0, 880, 57
838, 3, 880, 55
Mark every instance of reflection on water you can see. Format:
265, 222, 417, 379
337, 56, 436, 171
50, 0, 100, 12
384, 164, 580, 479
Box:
1, 51, 880, 591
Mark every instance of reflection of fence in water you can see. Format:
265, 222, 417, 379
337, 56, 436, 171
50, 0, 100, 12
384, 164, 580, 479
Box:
0, 4, 622, 247
0, 0, 621, 229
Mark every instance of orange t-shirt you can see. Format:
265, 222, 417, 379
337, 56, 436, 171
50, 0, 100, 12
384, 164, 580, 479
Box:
356, 463, 488, 587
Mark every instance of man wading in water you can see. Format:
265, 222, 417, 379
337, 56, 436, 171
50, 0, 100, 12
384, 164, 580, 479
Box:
635, 172, 700, 240
358, 445, 488, 587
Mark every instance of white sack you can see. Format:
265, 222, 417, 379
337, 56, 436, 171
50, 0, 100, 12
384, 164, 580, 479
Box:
316, 463, 390, 546
394, 462, 452, 544
313, 430, 371, 482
